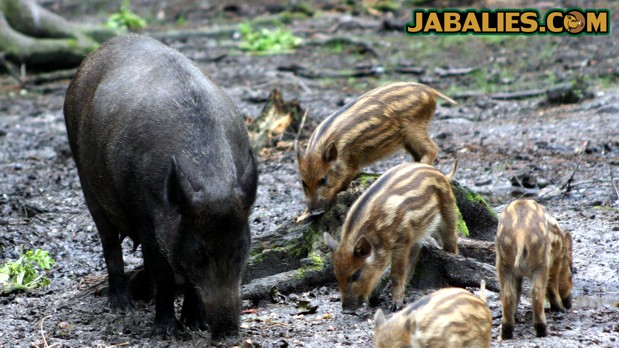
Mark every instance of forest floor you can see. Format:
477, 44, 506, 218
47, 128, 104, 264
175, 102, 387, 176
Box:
0, 1, 618, 347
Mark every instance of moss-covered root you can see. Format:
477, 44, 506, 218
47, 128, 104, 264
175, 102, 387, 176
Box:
451, 181, 498, 241
0, 0, 118, 69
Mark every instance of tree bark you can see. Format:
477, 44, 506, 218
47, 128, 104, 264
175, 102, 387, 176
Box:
0, 0, 117, 70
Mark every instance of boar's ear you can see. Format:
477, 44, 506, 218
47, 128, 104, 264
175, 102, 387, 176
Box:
166, 156, 193, 212
324, 232, 339, 252
238, 149, 258, 209
294, 139, 305, 161
374, 309, 386, 328
353, 236, 373, 259
405, 318, 415, 334
322, 141, 338, 163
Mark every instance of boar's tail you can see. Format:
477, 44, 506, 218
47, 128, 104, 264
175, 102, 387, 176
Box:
432, 88, 458, 106
446, 159, 458, 181
479, 279, 487, 303
514, 244, 528, 273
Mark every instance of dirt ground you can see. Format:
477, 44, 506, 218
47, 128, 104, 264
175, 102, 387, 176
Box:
1, 1, 618, 347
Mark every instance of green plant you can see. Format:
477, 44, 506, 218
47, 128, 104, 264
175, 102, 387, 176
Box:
107, 0, 147, 31
0, 247, 55, 294
238, 23, 302, 54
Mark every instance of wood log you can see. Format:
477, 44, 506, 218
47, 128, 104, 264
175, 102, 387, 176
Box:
0, 0, 118, 70
78, 176, 500, 303
246, 89, 306, 151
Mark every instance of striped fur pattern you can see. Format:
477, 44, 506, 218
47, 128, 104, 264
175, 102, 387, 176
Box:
496, 199, 573, 339
297, 82, 456, 212
373, 288, 492, 348
324, 163, 458, 313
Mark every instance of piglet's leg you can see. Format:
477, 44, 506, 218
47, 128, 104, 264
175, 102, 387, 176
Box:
531, 271, 549, 337
390, 244, 417, 312
498, 265, 518, 340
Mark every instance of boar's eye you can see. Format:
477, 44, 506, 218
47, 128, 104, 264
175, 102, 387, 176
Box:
351, 270, 362, 282
318, 176, 328, 187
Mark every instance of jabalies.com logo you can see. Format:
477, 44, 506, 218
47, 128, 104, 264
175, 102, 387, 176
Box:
406, 8, 610, 35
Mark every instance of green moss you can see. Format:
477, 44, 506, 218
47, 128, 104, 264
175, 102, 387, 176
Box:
593, 206, 619, 212
463, 187, 497, 220
456, 206, 469, 237
357, 173, 381, 187
294, 251, 327, 279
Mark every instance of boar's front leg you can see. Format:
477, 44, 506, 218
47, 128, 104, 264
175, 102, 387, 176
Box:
390, 243, 418, 312
142, 239, 179, 338
546, 262, 567, 312
181, 286, 208, 331
84, 190, 131, 310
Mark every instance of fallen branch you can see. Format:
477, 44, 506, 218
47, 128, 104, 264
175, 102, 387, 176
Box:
560, 140, 589, 197
412, 242, 499, 292
27, 69, 76, 85
302, 37, 379, 58
148, 26, 236, 42
489, 89, 547, 100
242, 264, 334, 303
537, 141, 590, 200
394, 65, 426, 75
277, 64, 383, 79
434, 67, 478, 77
39, 316, 56, 348
609, 163, 619, 202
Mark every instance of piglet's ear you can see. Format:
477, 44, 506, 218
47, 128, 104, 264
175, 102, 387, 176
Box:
374, 309, 386, 329
295, 139, 305, 161
322, 141, 338, 163
405, 318, 416, 334
324, 232, 339, 252
354, 236, 372, 259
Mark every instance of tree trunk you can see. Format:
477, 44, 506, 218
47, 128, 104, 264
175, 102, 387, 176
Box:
0, 0, 117, 70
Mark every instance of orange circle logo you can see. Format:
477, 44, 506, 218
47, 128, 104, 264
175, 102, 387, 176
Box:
564, 11, 585, 34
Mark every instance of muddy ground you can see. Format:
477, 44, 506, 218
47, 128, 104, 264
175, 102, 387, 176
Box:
1, 1, 618, 347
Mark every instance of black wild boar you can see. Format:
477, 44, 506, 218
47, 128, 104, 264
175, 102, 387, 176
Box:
63, 34, 258, 339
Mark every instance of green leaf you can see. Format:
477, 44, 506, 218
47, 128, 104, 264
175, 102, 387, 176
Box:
0, 247, 55, 295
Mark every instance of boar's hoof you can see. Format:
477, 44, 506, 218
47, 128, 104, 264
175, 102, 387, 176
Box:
181, 311, 209, 331
109, 290, 133, 311
152, 318, 181, 339
210, 326, 240, 341
534, 323, 548, 337
562, 295, 573, 310
550, 302, 566, 312
390, 303, 403, 313
501, 323, 514, 340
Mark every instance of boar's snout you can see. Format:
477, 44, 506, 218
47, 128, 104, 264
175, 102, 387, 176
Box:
204, 304, 241, 339
341, 295, 365, 314
202, 289, 242, 340
308, 196, 329, 216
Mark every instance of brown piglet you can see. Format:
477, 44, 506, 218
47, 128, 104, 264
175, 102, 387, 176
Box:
324, 162, 459, 313
373, 287, 492, 348
496, 199, 573, 339
297, 82, 456, 213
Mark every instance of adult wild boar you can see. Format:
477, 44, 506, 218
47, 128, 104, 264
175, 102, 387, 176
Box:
63, 34, 258, 339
